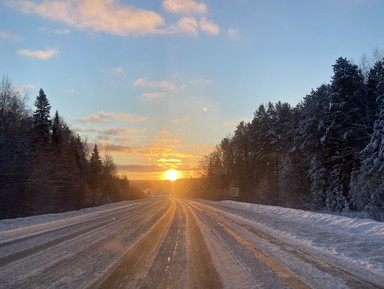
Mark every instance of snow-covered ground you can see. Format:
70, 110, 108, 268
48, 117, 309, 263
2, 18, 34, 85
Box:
0, 200, 145, 250
209, 200, 384, 276
1, 197, 384, 288
1, 199, 383, 275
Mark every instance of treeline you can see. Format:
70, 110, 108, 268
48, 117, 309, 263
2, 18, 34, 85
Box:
0, 77, 144, 219
197, 56, 384, 221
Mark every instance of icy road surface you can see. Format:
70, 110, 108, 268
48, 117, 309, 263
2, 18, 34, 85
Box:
1, 196, 384, 289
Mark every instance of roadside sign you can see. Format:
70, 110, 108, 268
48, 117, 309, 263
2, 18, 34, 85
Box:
229, 187, 239, 197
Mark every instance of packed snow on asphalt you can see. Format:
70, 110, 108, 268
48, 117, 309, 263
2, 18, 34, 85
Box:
0, 196, 383, 289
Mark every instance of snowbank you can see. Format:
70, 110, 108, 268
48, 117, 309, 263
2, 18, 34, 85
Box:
217, 200, 384, 275
223, 201, 384, 237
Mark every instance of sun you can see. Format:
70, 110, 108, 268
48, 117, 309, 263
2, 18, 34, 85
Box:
165, 169, 179, 181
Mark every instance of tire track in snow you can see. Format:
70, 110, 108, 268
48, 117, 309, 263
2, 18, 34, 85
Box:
128, 200, 188, 289
191, 200, 383, 289
183, 201, 223, 289
220, 224, 310, 289
191, 201, 310, 288
0, 201, 156, 268
187, 200, 296, 289
92, 199, 177, 289
1, 199, 170, 289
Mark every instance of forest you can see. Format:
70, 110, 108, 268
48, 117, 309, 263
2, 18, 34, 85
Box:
196, 56, 384, 221
0, 79, 144, 219
1, 54, 384, 222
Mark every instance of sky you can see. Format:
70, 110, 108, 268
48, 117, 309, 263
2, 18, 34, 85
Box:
1, 0, 384, 180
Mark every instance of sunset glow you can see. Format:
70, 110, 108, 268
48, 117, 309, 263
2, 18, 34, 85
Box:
165, 169, 179, 181
2, 0, 383, 181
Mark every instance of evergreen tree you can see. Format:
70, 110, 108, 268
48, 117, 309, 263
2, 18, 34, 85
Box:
323, 57, 367, 210
366, 59, 384, 126
51, 110, 63, 146
71, 134, 88, 172
232, 121, 253, 198
102, 152, 118, 202
249, 103, 277, 200
90, 144, 103, 182
0, 79, 142, 218
68, 134, 89, 208
218, 137, 235, 195
33, 88, 51, 144
351, 60, 384, 220
295, 85, 332, 209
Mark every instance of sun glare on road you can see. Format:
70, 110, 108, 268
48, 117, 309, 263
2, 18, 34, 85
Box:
165, 169, 179, 181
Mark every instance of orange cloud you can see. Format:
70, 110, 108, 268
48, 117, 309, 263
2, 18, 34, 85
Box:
163, 0, 207, 15
78, 111, 149, 122
142, 92, 166, 99
102, 128, 137, 135
161, 138, 180, 143
118, 164, 163, 173
8, 0, 165, 36
7, 0, 222, 38
199, 17, 219, 35
97, 142, 137, 154
118, 136, 136, 142
171, 17, 198, 36
17, 49, 58, 59
157, 158, 182, 164
110, 144, 205, 180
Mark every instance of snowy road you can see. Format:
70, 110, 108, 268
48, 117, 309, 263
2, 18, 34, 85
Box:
1, 196, 383, 289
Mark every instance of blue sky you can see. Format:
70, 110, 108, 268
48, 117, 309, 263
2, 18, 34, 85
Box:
1, 0, 383, 180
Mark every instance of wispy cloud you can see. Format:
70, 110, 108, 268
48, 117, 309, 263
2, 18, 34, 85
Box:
194, 145, 215, 153
222, 117, 251, 127
6, 0, 220, 37
169, 16, 219, 36
189, 77, 213, 86
98, 142, 137, 153
39, 27, 70, 34
157, 158, 181, 163
78, 111, 149, 123
142, 92, 166, 99
76, 127, 144, 144
0, 30, 22, 41
102, 128, 138, 135
162, 0, 219, 36
163, 0, 207, 15
111, 67, 124, 75
14, 83, 36, 95
118, 164, 163, 173
171, 116, 191, 124
171, 17, 198, 36
17, 49, 58, 59
227, 28, 241, 40
199, 18, 219, 35
7, 0, 165, 36
93, 136, 206, 178
157, 157, 182, 169
134, 77, 177, 90
161, 138, 181, 144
